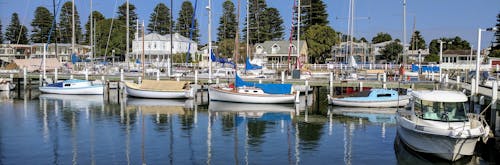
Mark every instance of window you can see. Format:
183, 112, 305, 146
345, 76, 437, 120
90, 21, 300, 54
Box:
377, 93, 392, 97
64, 84, 71, 87
271, 44, 280, 54
419, 100, 468, 121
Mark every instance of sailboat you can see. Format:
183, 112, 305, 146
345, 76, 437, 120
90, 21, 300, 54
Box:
208, 0, 296, 104
40, 0, 103, 95
124, 20, 194, 99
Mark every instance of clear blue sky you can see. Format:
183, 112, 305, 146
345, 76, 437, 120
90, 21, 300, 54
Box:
1, 0, 499, 49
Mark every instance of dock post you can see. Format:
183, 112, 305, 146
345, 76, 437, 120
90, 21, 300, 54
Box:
445, 74, 449, 83
138, 77, 142, 84
23, 68, 27, 89
39, 74, 43, 87
9, 74, 13, 81
194, 70, 198, 85
491, 81, 497, 132
411, 83, 415, 89
176, 77, 180, 82
259, 79, 262, 84
216, 78, 219, 84
281, 71, 285, 84
85, 68, 88, 80
471, 79, 476, 96
456, 76, 461, 89
70, 75, 74, 79
305, 80, 309, 104
329, 72, 334, 96
120, 69, 124, 82
106, 80, 110, 102
382, 73, 387, 89
295, 91, 300, 104
54, 68, 58, 82
431, 71, 435, 81
359, 82, 363, 91
156, 69, 160, 81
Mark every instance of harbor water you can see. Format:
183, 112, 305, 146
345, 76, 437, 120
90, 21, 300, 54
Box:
0, 89, 497, 164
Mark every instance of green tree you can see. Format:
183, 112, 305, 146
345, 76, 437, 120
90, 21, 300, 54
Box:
117, 2, 138, 28
304, 25, 338, 63
0, 19, 4, 43
148, 3, 173, 35
84, 11, 105, 45
58, 1, 82, 43
5, 13, 28, 44
243, 0, 267, 44
381, 41, 403, 63
218, 38, 235, 58
359, 37, 368, 43
94, 19, 126, 56
175, 1, 199, 42
371, 32, 392, 44
300, 0, 329, 32
409, 30, 426, 50
490, 12, 500, 55
260, 7, 284, 41
429, 37, 470, 55
217, 0, 237, 41
31, 6, 54, 43
425, 53, 439, 62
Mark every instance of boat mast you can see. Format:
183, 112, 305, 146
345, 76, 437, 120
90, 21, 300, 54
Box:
126, 0, 129, 63
208, 0, 212, 82
142, 21, 145, 79
403, 0, 407, 65
246, 0, 249, 60
90, 0, 93, 62
296, 0, 301, 69
234, 0, 240, 68
72, 0, 75, 61
169, 0, 173, 77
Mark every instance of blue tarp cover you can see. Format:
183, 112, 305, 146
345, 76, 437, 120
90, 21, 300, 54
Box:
235, 74, 292, 94
211, 51, 235, 67
245, 57, 262, 70
411, 64, 439, 73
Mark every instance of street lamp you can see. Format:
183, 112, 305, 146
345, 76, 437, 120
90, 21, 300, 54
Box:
438, 40, 451, 83
474, 27, 498, 95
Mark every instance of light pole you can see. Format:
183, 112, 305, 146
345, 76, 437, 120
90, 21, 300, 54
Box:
474, 27, 498, 95
438, 40, 451, 83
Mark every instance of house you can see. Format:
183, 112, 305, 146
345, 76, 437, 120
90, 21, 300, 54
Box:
132, 33, 198, 62
253, 40, 308, 65
331, 42, 370, 63
0, 43, 91, 65
5, 58, 62, 72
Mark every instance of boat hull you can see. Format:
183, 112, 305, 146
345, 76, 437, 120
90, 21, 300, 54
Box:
39, 86, 103, 95
396, 125, 479, 161
329, 95, 410, 107
208, 86, 295, 104
125, 86, 189, 99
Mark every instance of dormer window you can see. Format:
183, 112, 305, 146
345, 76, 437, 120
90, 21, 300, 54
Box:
256, 45, 263, 54
271, 44, 280, 54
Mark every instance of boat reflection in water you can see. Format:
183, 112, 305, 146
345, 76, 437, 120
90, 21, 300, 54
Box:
394, 134, 482, 165
330, 106, 397, 124
39, 94, 104, 109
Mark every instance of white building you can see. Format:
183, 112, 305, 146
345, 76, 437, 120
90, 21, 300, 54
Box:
132, 33, 198, 62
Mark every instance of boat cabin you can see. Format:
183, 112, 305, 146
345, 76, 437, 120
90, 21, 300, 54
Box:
48, 79, 93, 88
410, 91, 468, 122
238, 87, 265, 94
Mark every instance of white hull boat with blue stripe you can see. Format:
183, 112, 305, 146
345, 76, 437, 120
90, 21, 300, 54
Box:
124, 80, 193, 99
328, 89, 410, 107
39, 79, 103, 95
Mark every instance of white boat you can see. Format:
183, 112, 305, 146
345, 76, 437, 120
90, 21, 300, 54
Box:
0, 78, 15, 91
208, 85, 295, 104
39, 79, 103, 95
396, 90, 490, 161
124, 80, 193, 99
328, 89, 410, 107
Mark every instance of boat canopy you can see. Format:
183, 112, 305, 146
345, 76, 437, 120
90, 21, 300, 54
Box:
411, 90, 467, 102
235, 74, 292, 94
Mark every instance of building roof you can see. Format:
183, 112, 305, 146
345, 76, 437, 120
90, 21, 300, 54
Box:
255, 40, 307, 54
443, 50, 476, 55
6, 58, 62, 72
135, 33, 195, 43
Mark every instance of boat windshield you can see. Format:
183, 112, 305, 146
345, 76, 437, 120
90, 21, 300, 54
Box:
415, 99, 468, 122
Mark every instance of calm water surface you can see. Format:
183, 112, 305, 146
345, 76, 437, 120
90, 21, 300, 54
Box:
0, 91, 494, 164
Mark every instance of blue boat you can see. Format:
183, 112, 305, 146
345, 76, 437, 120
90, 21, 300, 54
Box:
328, 88, 410, 107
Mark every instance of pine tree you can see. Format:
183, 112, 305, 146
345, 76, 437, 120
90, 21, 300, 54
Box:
5, 13, 28, 44
300, 0, 329, 32
148, 3, 173, 35
371, 32, 392, 44
58, 1, 82, 43
31, 6, 54, 43
217, 0, 237, 41
260, 7, 284, 41
243, 0, 267, 44
117, 2, 138, 31
409, 30, 426, 50
494, 13, 500, 49
175, 1, 199, 42
0, 19, 3, 43
84, 11, 105, 45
